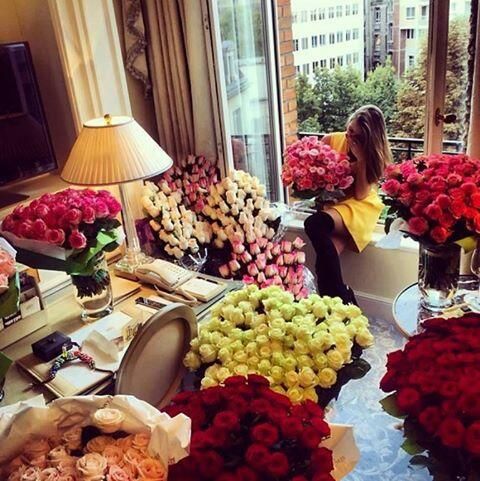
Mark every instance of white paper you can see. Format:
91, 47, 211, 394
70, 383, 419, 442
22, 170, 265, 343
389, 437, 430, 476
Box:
322, 424, 359, 480
0, 238, 17, 259
0, 395, 191, 469
375, 218, 409, 249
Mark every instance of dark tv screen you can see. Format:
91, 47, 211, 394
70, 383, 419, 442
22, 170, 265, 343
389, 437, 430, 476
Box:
0, 42, 57, 186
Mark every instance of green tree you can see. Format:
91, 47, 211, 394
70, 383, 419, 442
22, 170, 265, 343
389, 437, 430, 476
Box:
361, 58, 399, 129
393, 18, 468, 140
296, 73, 320, 132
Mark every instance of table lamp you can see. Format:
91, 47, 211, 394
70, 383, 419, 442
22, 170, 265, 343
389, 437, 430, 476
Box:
61, 114, 173, 277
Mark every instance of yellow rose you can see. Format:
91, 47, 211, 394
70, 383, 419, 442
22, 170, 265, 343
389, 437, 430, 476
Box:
283, 335, 295, 348
218, 347, 233, 363
270, 365, 284, 383
256, 335, 269, 345
345, 304, 362, 318
231, 308, 245, 325
328, 323, 348, 336
245, 341, 258, 355
201, 376, 218, 388
318, 367, 337, 388
303, 387, 319, 403
279, 304, 295, 320
271, 385, 287, 395
221, 304, 235, 320
230, 328, 244, 341
346, 324, 357, 337
258, 359, 272, 374
189, 338, 200, 351
293, 340, 309, 355
269, 328, 285, 341
334, 333, 353, 351
356, 328, 374, 348
247, 355, 260, 368
209, 331, 223, 346
217, 336, 232, 348
244, 312, 255, 325
255, 323, 269, 336
326, 349, 345, 371
199, 344, 217, 363
297, 355, 314, 369
298, 367, 317, 387
234, 350, 248, 364
230, 340, 244, 352
259, 345, 272, 359
270, 318, 286, 330
294, 326, 312, 341
312, 302, 328, 319
284, 370, 299, 388
205, 364, 219, 378
216, 367, 231, 382
271, 352, 284, 366
233, 364, 249, 376
244, 329, 256, 341
183, 351, 202, 370
282, 356, 297, 371
220, 320, 235, 334
286, 386, 304, 404
269, 340, 283, 353
313, 353, 328, 369
238, 300, 253, 313
308, 337, 324, 353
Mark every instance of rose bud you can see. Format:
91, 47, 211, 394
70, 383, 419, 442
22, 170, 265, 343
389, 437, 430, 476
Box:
257, 272, 266, 283
273, 275, 283, 285
214, 238, 225, 249
219, 264, 231, 277
266, 228, 276, 239
293, 237, 306, 249
241, 251, 252, 263
293, 284, 302, 296
265, 264, 279, 277
256, 254, 267, 271
278, 266, 288, 278
248, 263, 259, 276
246, 232, 256, 244
250, 243, 261, 255
229, 259, 241, 272
296, 251, 306, 264
281, 240, 293, 253
284, 253, 295, 265
258, 237, 268, 249
276, 255, 284, 266
265, 249, 273, 260
232, 241, 246, 255
263, 278, 275, 287
242, 275, 255, 284
231, 205, 240, 217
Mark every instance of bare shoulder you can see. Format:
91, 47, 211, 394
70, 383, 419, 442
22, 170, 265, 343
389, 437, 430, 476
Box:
321, 134, 332, 145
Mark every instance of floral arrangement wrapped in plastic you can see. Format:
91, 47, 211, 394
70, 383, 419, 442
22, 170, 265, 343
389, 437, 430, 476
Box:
0, 238, 19, 319
184, 285, 373, 405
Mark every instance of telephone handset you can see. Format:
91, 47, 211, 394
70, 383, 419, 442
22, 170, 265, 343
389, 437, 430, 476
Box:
135, 259, 196, 293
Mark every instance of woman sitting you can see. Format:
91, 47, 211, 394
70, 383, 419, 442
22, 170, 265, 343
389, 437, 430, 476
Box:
304, 105, 392, 304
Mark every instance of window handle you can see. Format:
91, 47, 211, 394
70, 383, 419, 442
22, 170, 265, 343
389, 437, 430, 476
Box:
435, 108, 457, 125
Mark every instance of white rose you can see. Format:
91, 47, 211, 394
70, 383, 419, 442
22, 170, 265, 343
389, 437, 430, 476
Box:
93, 408, 125, 434
76, 453, 107, 481
183, 351, 202, 370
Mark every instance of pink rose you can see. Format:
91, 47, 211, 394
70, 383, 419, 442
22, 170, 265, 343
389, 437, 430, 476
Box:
81, 206, 96, 224
19, 220, 34, 238
64, 209, 82, 226
47, 447, 71, 468
68, 231, 87, 250
102, 446, 124, 466
106, 465, 132, 481
2, 214, 17, 231
136, 458, 166, 481
95, 201, 109, 218
52, 205, 68, 219
46, 229, 66, 246
106, 199, 122, 217
19, 467, 41, 481
0, 249, 16, 277
32, 219, 48, 239
34, 204, 50, 218
131, 433, 150, 453
86, 436, 116, 454
40, 467, 60, 481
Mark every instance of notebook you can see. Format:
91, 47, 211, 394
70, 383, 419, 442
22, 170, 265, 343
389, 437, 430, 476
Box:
179, 277, 227, 302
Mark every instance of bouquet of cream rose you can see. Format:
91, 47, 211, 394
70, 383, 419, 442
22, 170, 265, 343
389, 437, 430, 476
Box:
0, 189, 124, 298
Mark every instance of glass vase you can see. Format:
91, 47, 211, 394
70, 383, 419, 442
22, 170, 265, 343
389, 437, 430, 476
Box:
71, 252, 113, 322
418, 243, 460, 311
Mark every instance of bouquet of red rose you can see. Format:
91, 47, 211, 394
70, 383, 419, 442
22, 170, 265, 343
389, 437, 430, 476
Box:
0, 188, 123, 297
164, 374, 335, 481
381, 153, 480, 245
380, 313, 480, 478
282, 136, 354, 204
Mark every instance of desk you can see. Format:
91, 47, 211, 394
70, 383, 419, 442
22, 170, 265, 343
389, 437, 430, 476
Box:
1, 274, 240, 406
392, 276, 479, 337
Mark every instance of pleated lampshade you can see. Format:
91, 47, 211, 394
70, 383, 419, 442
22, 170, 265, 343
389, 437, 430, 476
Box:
61, 115, 173, 185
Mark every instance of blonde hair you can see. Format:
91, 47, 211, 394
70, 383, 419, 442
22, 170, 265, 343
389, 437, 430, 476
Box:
348, 105, 392, 184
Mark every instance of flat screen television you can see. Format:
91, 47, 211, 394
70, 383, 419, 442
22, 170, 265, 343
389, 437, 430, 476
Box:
0, 42, 57, 207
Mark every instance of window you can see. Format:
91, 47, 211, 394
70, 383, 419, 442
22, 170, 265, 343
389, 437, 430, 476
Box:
406, 7, 415, 19
353, 52, 359, 63
346, 30, 351, 41
337, 32, 343, 43
312, 36, 318, 47
319, 34, 326, 45
293, 39, 299, 51
320, 59, 327, 68
345, 5, 351, 16
405, 29, 415, 39
352, 28, 359, 40
292, 12, 298, 23
313, 61, 319, 71
352, 3, 359, 15
210, 0, 283, 200
295, 65, 300, 74
301, 37, 308, 49
328, 7, 334, 18
374, 34, 381, 48
375, 7, 381, 22
337, 56, 343, 66
319, 8, 325, 20
421, 5, 428, 19
329, 33, 335, 44
302, 63, 309, 75
346, 53, 352, 65
336, 5, 342, 17
408, 55, 415, 67
310, 9, 317, 21
330, 58, 336, 68
301, 10, 308, 22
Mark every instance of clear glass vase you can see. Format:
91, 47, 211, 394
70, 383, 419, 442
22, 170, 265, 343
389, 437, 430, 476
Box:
418, 243, 460, 311
71, 252, 113, 322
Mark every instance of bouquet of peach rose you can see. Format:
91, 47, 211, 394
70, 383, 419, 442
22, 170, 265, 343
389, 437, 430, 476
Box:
0, 395, 191, 481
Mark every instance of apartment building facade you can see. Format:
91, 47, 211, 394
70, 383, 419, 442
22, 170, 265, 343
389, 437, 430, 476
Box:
291, 0, 365, 81
364, 0, 394, 71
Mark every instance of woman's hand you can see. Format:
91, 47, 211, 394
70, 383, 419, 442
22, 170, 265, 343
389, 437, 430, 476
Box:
348, 137, 367, 162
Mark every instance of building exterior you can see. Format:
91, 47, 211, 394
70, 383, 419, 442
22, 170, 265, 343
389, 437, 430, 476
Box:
364, 0, 394, 72
291, 0, 365, 81
392, 0, 471, 77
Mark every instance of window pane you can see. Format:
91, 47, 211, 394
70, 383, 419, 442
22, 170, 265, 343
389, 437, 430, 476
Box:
216, 0, 282, 200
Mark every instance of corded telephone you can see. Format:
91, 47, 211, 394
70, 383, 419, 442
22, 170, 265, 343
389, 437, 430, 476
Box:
135, 259, 196, 292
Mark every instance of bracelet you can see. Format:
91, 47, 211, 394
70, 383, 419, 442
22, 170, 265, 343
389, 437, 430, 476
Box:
48, 344, 95, 381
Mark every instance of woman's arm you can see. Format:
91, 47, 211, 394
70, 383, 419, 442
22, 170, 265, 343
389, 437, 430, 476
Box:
321, 134, 332, 146
349, 140, 371, 200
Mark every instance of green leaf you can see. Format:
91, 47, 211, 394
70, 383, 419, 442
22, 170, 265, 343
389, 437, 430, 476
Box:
379, 393, 406, 418
409, 454, 432, 468
401, 437, 425, 455
344, 358, 371, 379
0, 273, 20, 318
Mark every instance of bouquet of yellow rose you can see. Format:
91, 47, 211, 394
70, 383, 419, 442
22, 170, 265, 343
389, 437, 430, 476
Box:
184, 285, 374, 405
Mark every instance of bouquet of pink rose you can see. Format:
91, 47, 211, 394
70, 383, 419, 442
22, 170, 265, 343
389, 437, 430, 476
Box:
0, 238, 19, 319
1, 189, 123, 297
282, 136, 354, 204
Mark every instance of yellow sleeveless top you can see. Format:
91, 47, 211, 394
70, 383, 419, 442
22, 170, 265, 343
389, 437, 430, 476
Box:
329, 132, 384, 252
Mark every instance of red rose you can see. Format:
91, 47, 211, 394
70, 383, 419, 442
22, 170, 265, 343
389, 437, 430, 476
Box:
46, 228, 66, 246
280, 416, 303, 438
65, 208, 82, 225
69, 230, 87, 250
216, 472, 238, 481
34, 203, 50, 218
224, 376, 247, 387
450, 199, 466, 219
201, 386, 224, 406
380, 370, 398, 393
251, 423, 279, 446
185, 405, 206, 431
382, 179, 401, 196
82, 205, 96, 224
439, 381, 458, 399
250, 399, 271, 415
292, 477, 309, 481
310, 418, 330, 438
418, 406, 442, 434
396, 387, 421, 414
235, 466, 258, 481
430, 225, 450, 244
227, 396, 249, 416
311, 447, 334, 472
213, 411, 240, 431
32, 219, 47, 239
407, 217, 428, 236
458, 393, 480, 417
424, 203, 443, 220
245, 444, 270, 470
437, 417, 465, 449
436, 194, 451, 209
301, 426, 323, 449
204, 427, 229, 448
18, 220, 33, 238
471, 192, 480, 208
247, 374, 270, 387
386, 350, 404, 369
312, 474, 335, 481
303, 400, 324, 417
465, 421, 480, 455
438, 213, 455, 228
265, 452, 289, 478
262, 389, 292, 409
191, 431, 215, 450
52, 204, 68, 218
198, 450, 224, 479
